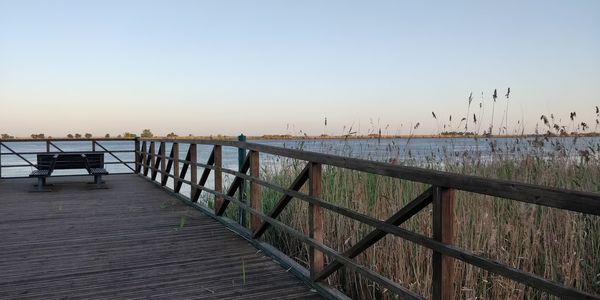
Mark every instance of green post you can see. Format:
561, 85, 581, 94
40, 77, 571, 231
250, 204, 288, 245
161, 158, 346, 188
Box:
238, 134, 247, 227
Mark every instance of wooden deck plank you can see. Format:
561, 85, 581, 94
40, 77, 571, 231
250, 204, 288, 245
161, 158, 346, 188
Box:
0, 175, 322, 299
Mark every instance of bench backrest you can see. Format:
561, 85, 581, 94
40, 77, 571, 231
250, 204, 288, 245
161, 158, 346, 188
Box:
37, 153, 105, 170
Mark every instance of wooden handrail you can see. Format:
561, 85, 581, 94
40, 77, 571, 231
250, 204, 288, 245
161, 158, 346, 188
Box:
0, 137, 136, 142
94, 141, 135, 172
141, 161, 599, 299
132, 138, 600, 300
138, 138, 600, 215
0, 139, 136, 176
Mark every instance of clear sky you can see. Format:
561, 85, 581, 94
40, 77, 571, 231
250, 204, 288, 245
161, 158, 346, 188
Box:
1, 0, 599, 137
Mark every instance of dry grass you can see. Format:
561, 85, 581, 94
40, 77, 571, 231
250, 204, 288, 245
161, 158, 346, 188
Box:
240, 137, 600, 299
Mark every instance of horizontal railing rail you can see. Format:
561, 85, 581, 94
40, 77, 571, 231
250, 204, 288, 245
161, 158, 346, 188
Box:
134, 138, 600, 300
0, 138, 137, 178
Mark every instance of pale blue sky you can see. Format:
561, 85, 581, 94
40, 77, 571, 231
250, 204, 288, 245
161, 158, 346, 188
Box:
1, 0, 599, 136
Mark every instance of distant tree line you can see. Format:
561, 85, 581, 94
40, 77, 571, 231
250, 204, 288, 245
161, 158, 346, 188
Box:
3, 129, 186, 139
141, 129, 153, 138
30, 133, 46, 139
440, 131, 477, 136
63, 132, 138, 138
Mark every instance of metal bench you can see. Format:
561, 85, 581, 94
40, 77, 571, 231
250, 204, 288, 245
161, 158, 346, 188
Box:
30, 152, 109, 191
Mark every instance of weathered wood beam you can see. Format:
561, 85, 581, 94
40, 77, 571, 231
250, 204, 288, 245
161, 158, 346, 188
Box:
249, 150, 261, 231
142, 140, 600, 215
432, 186, 455, 300
313, 187, 433, 281
215, 154, 250, 216
141, 141, 149, 176
159, 142, 166, 184
48, 141, 64, 152
151, 142, 163, 181
161, 143, 175, 186
174, 146, 191, 193
189, 144, 197, 198
192, 148, 215, 202
252, 164, 309, 239
213, 145, 223, 213
94, 141, 135, 172
172, 143, 180, 189
0, 143, 37, 169
309, 162, 324, 279
149, 142, 157, 179
134, 138, 141, 173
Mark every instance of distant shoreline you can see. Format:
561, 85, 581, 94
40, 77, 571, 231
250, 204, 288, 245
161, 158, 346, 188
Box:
246, 133, 600, 140
2, 132, 600, 141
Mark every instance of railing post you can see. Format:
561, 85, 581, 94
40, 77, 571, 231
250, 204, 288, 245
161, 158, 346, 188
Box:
141, 141, 148, 176
92, 140, 96, 152
149, 142, 156, 179
214, 145, 222, 213
160, 142, 166, 185
309, 162, 324, 278
173, 143, 179, 188
238, 134, 247, 227
249, 150, 260, 231
0, 142, 2, 179
432, 186, 455, 300
189, 144, 197, 198
134, 138, 140, 174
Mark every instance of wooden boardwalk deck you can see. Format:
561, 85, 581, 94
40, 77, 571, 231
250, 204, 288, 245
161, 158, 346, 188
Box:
0, 175, 322, 299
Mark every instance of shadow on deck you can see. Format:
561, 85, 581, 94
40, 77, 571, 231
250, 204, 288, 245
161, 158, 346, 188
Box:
0, 175, 322, 299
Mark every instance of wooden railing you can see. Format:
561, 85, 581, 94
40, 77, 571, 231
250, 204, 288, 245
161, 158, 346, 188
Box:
0, 138, 136, 178
135, 138, 600, 300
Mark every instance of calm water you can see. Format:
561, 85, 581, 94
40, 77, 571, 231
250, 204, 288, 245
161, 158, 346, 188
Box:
1, 137, 598, 197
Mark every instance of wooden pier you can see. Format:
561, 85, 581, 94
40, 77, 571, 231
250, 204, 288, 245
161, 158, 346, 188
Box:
0, 175, 322, 299
1, 137, 600, 299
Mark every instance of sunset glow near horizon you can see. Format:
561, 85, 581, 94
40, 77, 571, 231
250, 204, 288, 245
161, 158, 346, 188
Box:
1, 0, 599, 137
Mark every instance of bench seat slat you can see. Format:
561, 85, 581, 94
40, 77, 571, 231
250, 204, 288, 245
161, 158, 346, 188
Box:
29, 170, 51, 177
90, 168, 108, 175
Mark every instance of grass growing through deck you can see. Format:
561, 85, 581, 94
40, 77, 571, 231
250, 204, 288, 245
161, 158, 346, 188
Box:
233, 137, 600, 299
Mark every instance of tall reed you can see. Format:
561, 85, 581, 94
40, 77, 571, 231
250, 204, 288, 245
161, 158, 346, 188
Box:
249, 137, 600, 299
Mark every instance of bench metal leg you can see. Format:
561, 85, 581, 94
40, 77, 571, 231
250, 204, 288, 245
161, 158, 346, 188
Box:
31, 177, 51, 192
37, 178, 44, 192
96, 175, 101, 188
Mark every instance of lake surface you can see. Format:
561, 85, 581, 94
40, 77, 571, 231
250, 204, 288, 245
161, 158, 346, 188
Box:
2, 137, 598, 197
